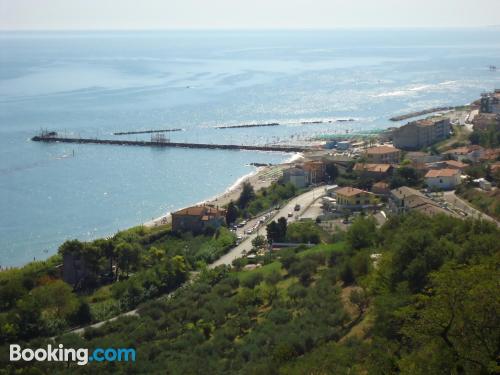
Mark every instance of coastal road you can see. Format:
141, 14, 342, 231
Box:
63, 186, 328, 337
210, 185, 329, 268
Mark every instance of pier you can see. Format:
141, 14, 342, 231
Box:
31, 135, 308, 153
113, 128, 183, 135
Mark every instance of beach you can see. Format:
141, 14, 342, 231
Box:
144, 156, 302, 228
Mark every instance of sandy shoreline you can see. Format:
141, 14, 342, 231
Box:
144, 153, 303, 228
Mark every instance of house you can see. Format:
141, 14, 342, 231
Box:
389, 186, 426, 213
444, 145, 484, 163
480, 89, 500, 114
365, 145, 401, 164
171, 205, 226, 234
371, 181, 391, 197
479, 148, 500, 162
425, 160, 467, 173
392, 118, 451, 150
336, 141, 351, 150
424, 169, 461, 190
353, 163, 393, 180
282, 166, 309, 188
335, 186, 376, 210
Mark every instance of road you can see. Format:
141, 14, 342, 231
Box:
210, 185, 329, 268
442, 191, 499, 226
63, 186, 329, 336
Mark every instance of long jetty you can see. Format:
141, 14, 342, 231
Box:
215, 123, 279, 129
31, 135, 308, 153
389, 106, 454, 121
113, 128, 183, 135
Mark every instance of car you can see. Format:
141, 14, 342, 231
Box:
294, 204, 301, 211
288, 211, 293, 217
245, 229, 253, 235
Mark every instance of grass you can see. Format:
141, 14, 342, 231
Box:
297, 241, 346, 258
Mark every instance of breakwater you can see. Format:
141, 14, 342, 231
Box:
31, 135, 308, 153
215, 123, 279, 129
390, 106, 454, 121
113, 128, 183, 135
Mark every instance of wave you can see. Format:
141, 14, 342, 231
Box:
375, 80, 458, 98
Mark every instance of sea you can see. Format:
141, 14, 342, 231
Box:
1, 29, 500, 267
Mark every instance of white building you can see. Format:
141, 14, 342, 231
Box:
424, 169, 461, 190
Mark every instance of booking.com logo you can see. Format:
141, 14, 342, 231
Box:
10, 344, 136, 366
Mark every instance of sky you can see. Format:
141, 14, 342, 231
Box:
0, 0, 499, 30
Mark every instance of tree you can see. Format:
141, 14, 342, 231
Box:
237, 182, 256, 209
346, 216, 378, 251
399, 259, 500, 374
115, 242, 139, 278
226, 201, 239, 225
325, 162, 339, 182
252, 235, 267, 250
349, 288, 369, 317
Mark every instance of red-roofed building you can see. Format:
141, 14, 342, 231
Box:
353, 163, 393, 180
335, 186, 376, 209
172, 205, 226, 234
365, 145, 401, 163
424, 168, 461, 190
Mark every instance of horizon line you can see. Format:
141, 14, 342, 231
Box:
1, 25, 499, 33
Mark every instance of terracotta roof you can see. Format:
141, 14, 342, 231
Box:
425, 168, 460, 178
413, 203, 453, 217
444, 160, 467, 169
354, 163, 392, 173
336, 186, 367, 197
173, 205, 224, 217
366, 145, 400, 154
373, 181, 389, 189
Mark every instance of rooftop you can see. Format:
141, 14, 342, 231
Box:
366, 145, 400, 154
391, 186, 425, 200
354, 163, 392, 173
173, 205, 224, 217
444, 160, 467, 169
425, 168, 460, 178
336, 186, 367, 197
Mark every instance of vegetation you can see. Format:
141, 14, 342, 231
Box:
0, 225, 235, 345
2, 213, 499, 374
469, 121, 500, 148
456, 184, 500, 220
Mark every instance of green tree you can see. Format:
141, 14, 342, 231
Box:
226, 201, 239, 225
399, 258, 500, 374
237, 182, 256, 209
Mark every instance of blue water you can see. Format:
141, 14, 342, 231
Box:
1, 29, 500, 267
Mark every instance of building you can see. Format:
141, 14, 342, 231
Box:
335, 186, 376, 210
389, 186, 426, 213
480, 89, 500, 114
282, 166, 309, 188
425, 160, 467, 173
424, 169, 461, 190
353, 163, 393, 180
444, 145, 484, 163
392, 118, 451, 150
365, 145, 401, 164
172, 205, 226, 234
371, 181, 390, 197
302, 161, 326, 184
336, 141, 351, 150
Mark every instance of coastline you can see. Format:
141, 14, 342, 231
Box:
144, 153, 303, 228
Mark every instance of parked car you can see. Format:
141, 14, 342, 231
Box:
294, 204, 301, 211
288, 211, 293, 217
